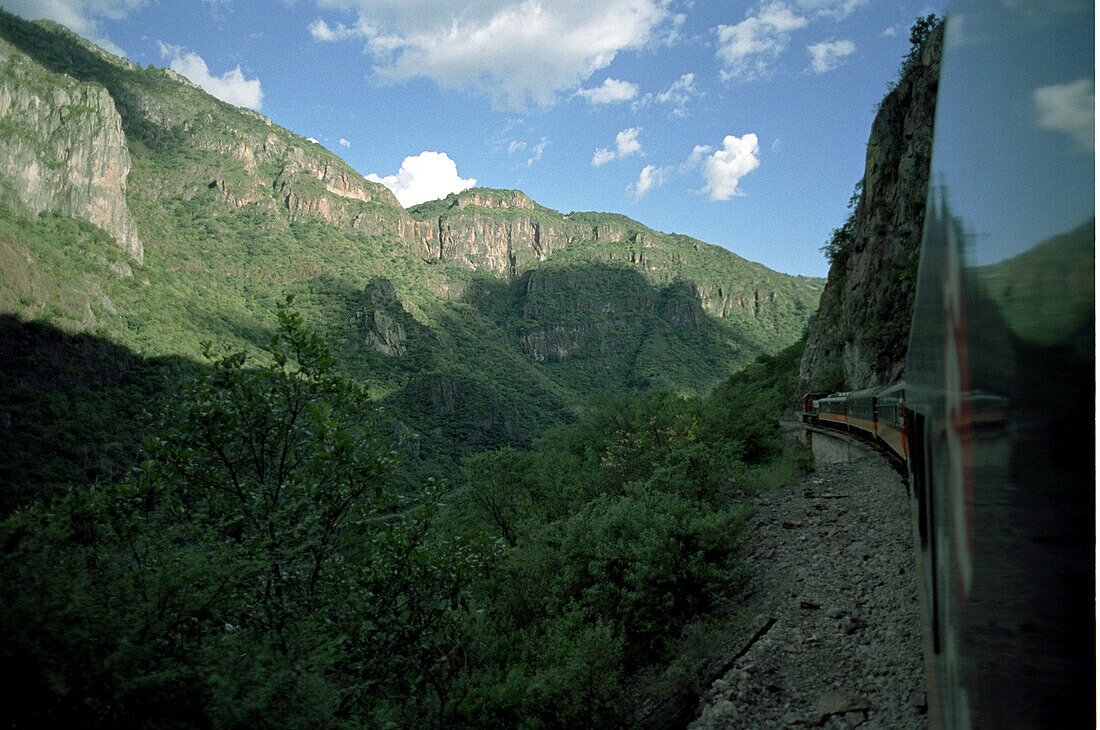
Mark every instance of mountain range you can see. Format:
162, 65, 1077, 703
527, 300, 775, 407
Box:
0, 10, 822, 489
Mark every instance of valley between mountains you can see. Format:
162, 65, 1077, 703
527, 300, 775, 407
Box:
0, 10, 822, 491
0, 8, 945, 729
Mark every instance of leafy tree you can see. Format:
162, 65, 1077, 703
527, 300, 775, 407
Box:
460, 447, 530, 547
0, 300, 495, 729
821, 182, 861, 269
899, 14, 942, 79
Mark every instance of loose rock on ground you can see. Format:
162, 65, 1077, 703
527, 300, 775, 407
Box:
691, 449, 927, 729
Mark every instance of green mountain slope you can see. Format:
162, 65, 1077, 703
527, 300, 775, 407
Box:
0, 10, 822, 487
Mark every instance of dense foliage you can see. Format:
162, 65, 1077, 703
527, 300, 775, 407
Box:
820, 182, 861, 269
1, 304, 496, 728
1, 307, 810, 728
441, 339, 808, 727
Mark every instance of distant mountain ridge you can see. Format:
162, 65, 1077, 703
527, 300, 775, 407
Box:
0, 9, 822, 485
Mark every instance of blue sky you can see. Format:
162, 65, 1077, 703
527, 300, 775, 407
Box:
2, 0, 948, 277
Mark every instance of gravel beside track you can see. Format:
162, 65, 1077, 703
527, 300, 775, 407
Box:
689, 446, 928, 729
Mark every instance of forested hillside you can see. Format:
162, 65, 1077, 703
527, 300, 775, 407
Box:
2, 298, 814, 727
0, 10, 820, 493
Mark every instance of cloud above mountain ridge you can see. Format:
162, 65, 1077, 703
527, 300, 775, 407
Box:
367, 151, 476, 208
158, 42, 264, 109
593, 127, 643, 167
309, 0, 670, 109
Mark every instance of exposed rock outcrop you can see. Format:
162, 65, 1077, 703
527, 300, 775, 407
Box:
436, 214, 542, 276
398, 192, 822, 348
0, 38, 142, 261
519, 322, 611, 362
516, 266, 657, 361
453, 188, 534, 210
360, 278, 410, 356
799, 23, 943, 391
513, 268, 720, 366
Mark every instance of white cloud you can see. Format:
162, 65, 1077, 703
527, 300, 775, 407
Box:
653, 72, 699, 116
807, 38, 855, 73
307, 137, 319, 143
592, 147, 617, 167
629, 164, 668, 199
795, 0, 869, 19
701, 133, 761, 200
0, 0, 128, 32
505, 137, 549, 166
1034, 78, 1094, 151
615, 127, 642, 156
309, 18, 354, 41
656, 73, 696, 105
366, 151, 476, 207
158, 42, 264, 110
526, 137, 549, 166
339, 138, 351, 147
716, 2, 808, 80
758, 2, 809, 32
306, 0, 671, 109
660, 11, 687, 46
592, 127, 643, 167
309, 18, 337, 40
685, 144, 713, 167
632, 73, 699, 116
577, 77, 639, 104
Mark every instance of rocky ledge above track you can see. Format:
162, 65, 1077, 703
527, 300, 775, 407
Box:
690, 449, 927, 729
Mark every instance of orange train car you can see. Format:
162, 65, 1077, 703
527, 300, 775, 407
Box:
844, 389, 878, 440
813, 392, 848, 429
802, 386, 907, 464
876, 383, 908, 462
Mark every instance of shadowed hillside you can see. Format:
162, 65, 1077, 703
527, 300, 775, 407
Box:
0, 9, 822, 490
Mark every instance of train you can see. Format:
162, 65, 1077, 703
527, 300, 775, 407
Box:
799, 2, 1093, 727
801, 386, 914, 465
803, 364, 1090, 728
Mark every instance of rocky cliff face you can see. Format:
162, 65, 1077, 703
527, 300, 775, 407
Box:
798, 23, 943, 392
131, 75, 408, 237
360, 277, 411, 356
404, 190, 643, 278
403, 190, 820, 334
516, 265, 661, 362
0, 37, 142, 262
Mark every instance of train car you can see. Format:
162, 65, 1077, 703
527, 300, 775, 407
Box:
815, 392, 848, 429
875, 383, 907, 462
843, 388, 878, 439
903, 2, 1094, 726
